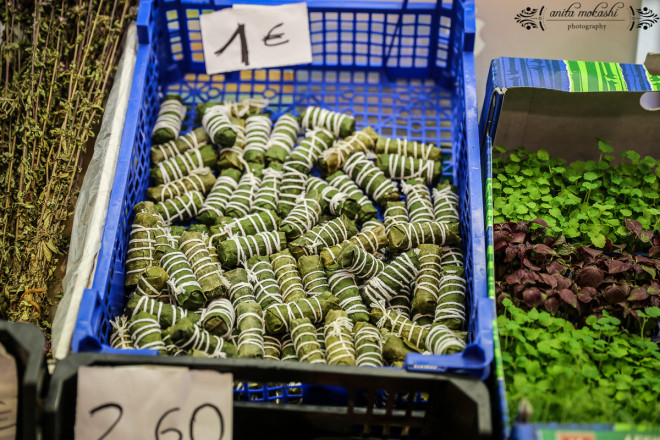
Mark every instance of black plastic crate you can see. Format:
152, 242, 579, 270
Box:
43, 353, 492, 439
0, 320, 47, 440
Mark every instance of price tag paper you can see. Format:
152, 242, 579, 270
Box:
200, 2, 313, 74
74, 366, 233, 440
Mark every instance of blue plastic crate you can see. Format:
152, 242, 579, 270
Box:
71, 0, 492, 390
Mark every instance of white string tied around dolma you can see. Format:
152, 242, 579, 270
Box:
152, 99, 186, 137
324, 316, 355, 364
388, 155, 436, 185
302, 107, 349, 138
354, 324, 383, 367
202, 105, 233, 142
110, 316, 132, 349
224, 210, 278, 238
126, 225, 156, 276
344, 153, 397, 203
426, 324, 466, 355
198, 175, 239, 218
200, 298, 236, 338
433, 184, 460, 222
304, 218, 349, 255
223, 98, 269, 118
128, 317, 166, 352
132, 294, 189, 326
156, 147, 204, 184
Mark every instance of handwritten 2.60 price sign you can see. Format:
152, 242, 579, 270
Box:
199, 2, 313, 74
74, 366, 232, 440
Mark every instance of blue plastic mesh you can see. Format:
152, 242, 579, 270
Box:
163, 1, 457, 80
72, 0, 490, 403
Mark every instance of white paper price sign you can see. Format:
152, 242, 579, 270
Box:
74, 366, 233, 440
199, 2, 313, 74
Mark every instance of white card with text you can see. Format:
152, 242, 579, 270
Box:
200, 2, 313, 74
74, 366, 233, 440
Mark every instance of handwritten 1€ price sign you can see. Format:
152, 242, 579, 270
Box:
199, 2, 313, 75
74, 366, 233, 440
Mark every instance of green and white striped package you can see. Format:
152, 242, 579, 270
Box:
221, 98, 269, 118
371, 305, 429, 352
125, 212, 162, 287
150, 144, 217, 185
155, 191, 204, 226
433, 181, 460, 223
270, 249, 306, 303
353, 321, 383, 367
298, 255, 331, 296
277, 162, 309, 217
200, 298, 235, 338
290, 317, 326, 364
236, 302, 265, 359
263, 335, 282, 361
384, 201, 408, 231
386, 221, 461, 253
168, 318, 237, 358
374, 136, 442, 161
109, 316, 133, 349
319, 126, 378, 175
224, 172, 262, 218
300, 106, 355, 138
325, 170, 378, 223
361, 249, 420, 306
264, 113, 299, 164
196, 168, 241, 225
402, 179, 434, 223
152, 95, 186, 144
128, 312, 167, 354
126, 294, 198, 329
336, 244, 385, 281
218, 230, 286, 267
434, 266, 467, 330
342, 151, 399, 205
226, 268, 256, 307
264, 292, 340, 335
151, 127, 209, 164
326, 267, 369, 323
388, 283, 412, 319
377, 153, 442, 186
425, 323, 466, 355
360, 219, 384, 232
411, 244, 443, 316
289, 215, 358, 259
147, 168, 216, 202
223, 210, 279, 239
251, 164, 282, 213
243, 115, 273, 164
280, 190, 323, 241
324, 310, 356, 366
306, 176, 360, 220
280, 333, 298, 362
287, 127, 335, 173
201, 104, 237, 147
160, 246, 206, 309
441, 246, 464, 268
246, 256, 283, 309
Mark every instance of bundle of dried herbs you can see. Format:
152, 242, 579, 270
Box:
0, 0, 136, 334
